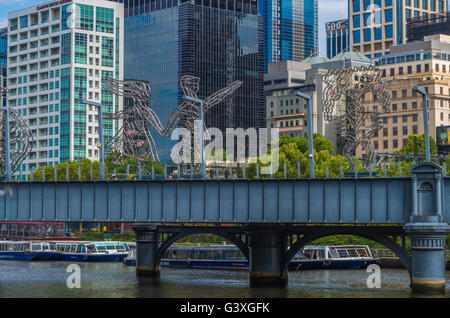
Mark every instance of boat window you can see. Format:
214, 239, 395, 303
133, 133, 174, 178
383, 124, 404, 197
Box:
86, 245, 96, 253
75, 245, 82, 253
356, 248, 369, 257
328, 248, 340, 258
115, 243, 125, 251
64, 245, 71, 252
96, 244, 106, 251
81, 246, 86, 253
42, 244, 50, 251
337, 249, 350, 258
70, 244, 76, 253
49, 243, 56, 250
303, 249, 313, 259
105, 244, 115, 250
124, 244, 130, 252
31, 244, 42, 251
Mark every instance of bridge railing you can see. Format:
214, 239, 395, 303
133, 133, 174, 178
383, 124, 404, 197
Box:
10, 157, 448, 182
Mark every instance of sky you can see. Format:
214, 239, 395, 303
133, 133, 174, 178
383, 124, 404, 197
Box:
0, 0, 348, 55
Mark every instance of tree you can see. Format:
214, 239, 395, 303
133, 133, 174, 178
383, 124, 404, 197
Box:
397, 135, 438, 157
32, 159, 108, 181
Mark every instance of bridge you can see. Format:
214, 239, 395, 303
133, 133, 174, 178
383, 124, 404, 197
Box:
0, 161, 449, 293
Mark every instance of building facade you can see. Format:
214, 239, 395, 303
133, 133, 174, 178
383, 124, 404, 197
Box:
360, 34, 450, 156
263, 0, 318, 72
407, 12, 450, 42
326, 19, 349, 59
349, 0, 448, 60
7, 0, 124, 178
117, 0, 264, 163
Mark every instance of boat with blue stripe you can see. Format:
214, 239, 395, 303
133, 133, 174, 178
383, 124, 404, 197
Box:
56, 241, 130, 262
125, 244, 379, 270
0, 241, 60, 261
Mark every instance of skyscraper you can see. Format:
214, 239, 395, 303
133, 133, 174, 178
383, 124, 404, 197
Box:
326, 19, 349, 59
7, 0, 124, 177
263, 0, 318, 72
116, 0, 264, 163
349, 0, 448, 60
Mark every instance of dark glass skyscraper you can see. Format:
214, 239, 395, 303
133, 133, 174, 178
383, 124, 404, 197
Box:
263, 0, 318, 72
114, 0, 264, 163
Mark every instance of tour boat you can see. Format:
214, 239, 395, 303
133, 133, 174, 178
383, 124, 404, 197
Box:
289, 245, 380, 270
124, 244, 379, 270
0, 241, 60, 261
56, 241, 130, 262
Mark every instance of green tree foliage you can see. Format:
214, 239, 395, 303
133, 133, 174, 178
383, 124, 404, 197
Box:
105, 152, 164, 179
245, 134, 361, 178
397, 134, 437, 156
32, 159, 107, 181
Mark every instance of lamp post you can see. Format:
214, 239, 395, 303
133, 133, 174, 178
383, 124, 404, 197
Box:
81, 99, 105, 180
294, 91, 314, 178
412, 86, 430, 162
183, 96, 206, 179
0, 106, 11, 181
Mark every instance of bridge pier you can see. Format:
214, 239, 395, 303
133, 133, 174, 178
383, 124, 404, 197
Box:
404, 222, 449, 294
247, 228, 288, 286
132, 224, 160, 277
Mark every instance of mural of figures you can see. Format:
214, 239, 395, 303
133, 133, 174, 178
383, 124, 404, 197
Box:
0, 87, 33, 176
104, 76, 242, 163
322, 66, 390, 167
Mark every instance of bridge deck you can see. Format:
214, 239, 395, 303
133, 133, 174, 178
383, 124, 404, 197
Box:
0, 178, 429, 223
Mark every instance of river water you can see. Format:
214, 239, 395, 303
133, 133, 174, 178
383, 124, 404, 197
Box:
0, 260, 449, 298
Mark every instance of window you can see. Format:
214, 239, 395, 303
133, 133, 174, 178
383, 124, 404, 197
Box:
383, 140, 388, 149
413, 125, 418, 134
403, 126, 408, 135
392, 91, 397, 98
353, 30, 361, 44
403, 115, 408, 122
393, 115, 398, 123
383, 128, 388, 136
353, 15, 360, 28
413, 114, 418, 121
385, 25, 393, 38
416, 64, 421, 73
393, 127, 398, 136
353, 0, 360, 12
402, 90, 407, 97
393, 140, 398, 148
385, 9, 393, 23
402, 102, 407, 110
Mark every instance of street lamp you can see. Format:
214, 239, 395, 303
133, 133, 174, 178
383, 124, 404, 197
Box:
0, 106, 11, 182
294, 91, 314, 178
412, 86, 430, 162
81, 99, 105, 180
183, 96, 205, 179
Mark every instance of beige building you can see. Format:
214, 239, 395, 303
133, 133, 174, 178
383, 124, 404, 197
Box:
349, 0, 447, 60
359, 34, 450, 156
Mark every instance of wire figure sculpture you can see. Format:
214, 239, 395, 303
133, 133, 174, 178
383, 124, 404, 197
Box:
322, 66, 390, 168
104, 75, 242, 163
0, 87, 34, 176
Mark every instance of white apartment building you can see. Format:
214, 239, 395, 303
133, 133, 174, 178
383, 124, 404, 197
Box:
7, 0, 123, 179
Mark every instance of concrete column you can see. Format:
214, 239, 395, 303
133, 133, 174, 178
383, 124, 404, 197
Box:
132, 224, 160, 277
247, 228, 288, 286
404, 223, 449, 294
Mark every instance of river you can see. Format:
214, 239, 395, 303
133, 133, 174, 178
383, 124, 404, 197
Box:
0, 260, 449, 297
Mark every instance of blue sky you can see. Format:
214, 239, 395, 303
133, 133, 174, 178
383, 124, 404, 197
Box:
0, 0, 348, 55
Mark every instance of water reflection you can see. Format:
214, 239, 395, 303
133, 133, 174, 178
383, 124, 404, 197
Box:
0, 261, 448, 298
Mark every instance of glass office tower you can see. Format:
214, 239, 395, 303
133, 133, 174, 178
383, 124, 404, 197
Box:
119, 0, 264, 163
326, 19, 349, 59
263, 0, 318, 72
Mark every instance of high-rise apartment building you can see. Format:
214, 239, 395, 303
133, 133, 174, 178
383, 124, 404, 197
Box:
7, 0, 124, 178
349, 0, 448, 60
326, 19, 349, 59
112, 0, 264, 163
263, 0, 318, 72
360, 34, 450, 156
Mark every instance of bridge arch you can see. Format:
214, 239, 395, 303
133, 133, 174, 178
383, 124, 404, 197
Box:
154, 227, 249, 268
282, 228, 411, 274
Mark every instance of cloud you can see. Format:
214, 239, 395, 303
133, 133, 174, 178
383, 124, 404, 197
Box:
318, 0, 348, 55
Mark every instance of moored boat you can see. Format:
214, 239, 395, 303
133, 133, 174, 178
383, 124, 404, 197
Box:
56, 241, 130, 262
0, 241, 59, 260
124, 244, 379, 270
